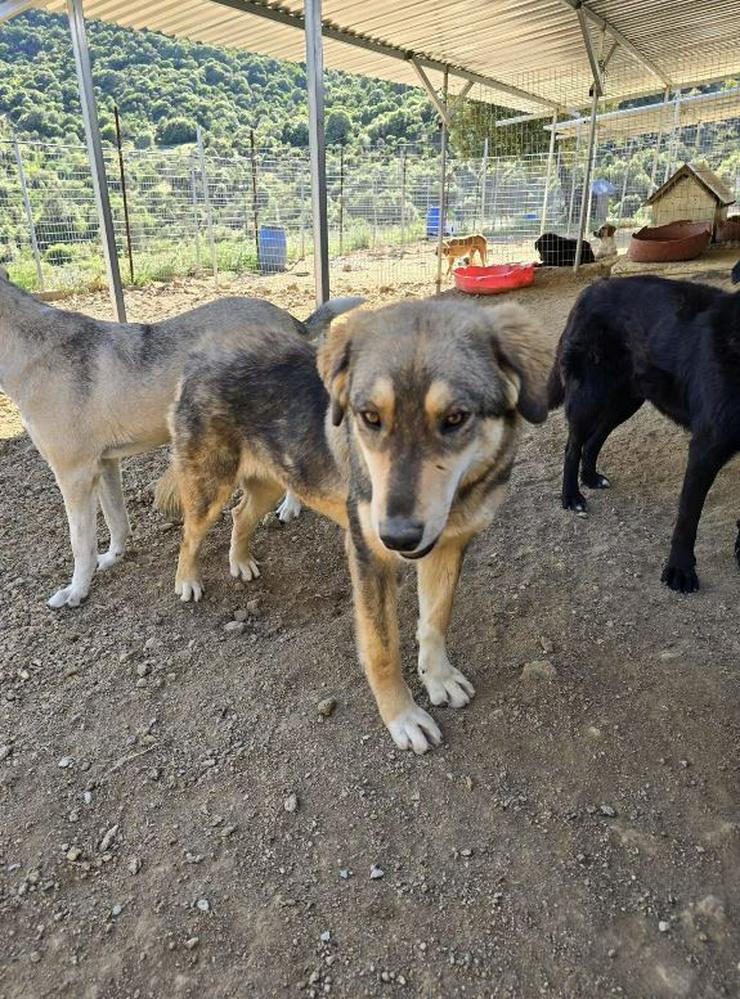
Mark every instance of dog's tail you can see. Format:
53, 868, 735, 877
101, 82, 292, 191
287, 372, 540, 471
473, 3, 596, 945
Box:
546, 359, 564, 410
153, 463, 182, 520
302, 296, 365, 337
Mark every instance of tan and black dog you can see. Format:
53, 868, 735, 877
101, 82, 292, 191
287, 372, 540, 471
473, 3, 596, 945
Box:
435, 233, 487, 273
170, 299, 551, 753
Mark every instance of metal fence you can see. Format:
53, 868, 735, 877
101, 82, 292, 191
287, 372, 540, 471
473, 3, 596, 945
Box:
1, 114, 738, 297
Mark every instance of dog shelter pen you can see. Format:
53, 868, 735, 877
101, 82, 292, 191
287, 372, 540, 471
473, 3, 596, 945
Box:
0, 1, 738, 310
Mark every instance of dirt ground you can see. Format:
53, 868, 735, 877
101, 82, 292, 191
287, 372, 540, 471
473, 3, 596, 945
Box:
0, 265, 738, 999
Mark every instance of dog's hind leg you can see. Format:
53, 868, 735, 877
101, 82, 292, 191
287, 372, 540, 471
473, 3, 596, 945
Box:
416, 541, 475, 709
97, 458, 130, 571
735, 520, 740, 569
661, 435, 733, 593
175, 459, 236, 603
48, 463, 101, 608
229, 476, 283, 582
561, 429, 588, 512
580, 398, 642, 490
347, 533, 441, 754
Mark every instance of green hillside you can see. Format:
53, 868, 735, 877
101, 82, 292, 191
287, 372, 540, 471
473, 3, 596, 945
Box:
0, 8, 437, 152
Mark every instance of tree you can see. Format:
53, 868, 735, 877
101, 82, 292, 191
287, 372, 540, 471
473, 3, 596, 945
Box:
155, 117, 198, 145
326, 109, 353, 146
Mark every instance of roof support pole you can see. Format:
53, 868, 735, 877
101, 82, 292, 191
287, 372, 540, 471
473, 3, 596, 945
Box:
435, 68, 449, 296
540, 112, 558, 235
573, 88, 599, 272
12, 130, 44, 290
304, 0, 329, 305
66, 0, 126, 321
409, 57, 450, 128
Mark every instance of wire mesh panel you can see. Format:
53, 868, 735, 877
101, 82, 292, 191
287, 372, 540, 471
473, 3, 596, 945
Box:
0, 61, 737, 296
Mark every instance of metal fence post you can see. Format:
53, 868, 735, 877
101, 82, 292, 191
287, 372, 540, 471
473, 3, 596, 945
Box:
479, 137, 489, 229
113, 106, 134, 283
574, 88, 599, 273
12, 131, 44, 290
249, 129, 260, 272
304, 0, 330, 305
196, 125, 217, 282
400, 149, 406, 248
435, 68, 449, 295
540, 113, 558, 235
339, 143, 345, 255
189, 155, 201, 273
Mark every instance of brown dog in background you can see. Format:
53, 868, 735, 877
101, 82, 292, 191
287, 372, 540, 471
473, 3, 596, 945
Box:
436, 233, 487, 273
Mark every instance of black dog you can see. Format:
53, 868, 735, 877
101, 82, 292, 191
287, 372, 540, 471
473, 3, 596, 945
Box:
535, 232, 595, 266
548, 275, 740, 592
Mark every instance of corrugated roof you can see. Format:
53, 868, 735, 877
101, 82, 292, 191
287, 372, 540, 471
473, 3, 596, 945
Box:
644, 163, 736, 207
7, 0, 740, 113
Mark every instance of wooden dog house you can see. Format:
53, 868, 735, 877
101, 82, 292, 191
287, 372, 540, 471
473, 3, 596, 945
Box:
644, 163, 735, 240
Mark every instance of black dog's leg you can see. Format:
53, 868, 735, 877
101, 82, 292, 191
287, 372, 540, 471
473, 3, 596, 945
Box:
581, 398, 642, 489
562, 430, 587, 512
735, 520, 740, 569
661, 436, 732, 593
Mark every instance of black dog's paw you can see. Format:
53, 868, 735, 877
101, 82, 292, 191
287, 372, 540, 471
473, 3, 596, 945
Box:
562, 490, 588, 513
582, 471, 610, 489
661, 557, 700, 594
735, 520, 740, 568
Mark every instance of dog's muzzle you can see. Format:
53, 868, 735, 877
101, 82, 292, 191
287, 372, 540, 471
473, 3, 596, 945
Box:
379, 518, 425, 553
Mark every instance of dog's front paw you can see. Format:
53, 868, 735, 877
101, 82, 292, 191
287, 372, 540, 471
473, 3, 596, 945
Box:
175, 577, 203, 602
419, 657, 475, 708
661, 554, 699, 594
48, 584, 87, 609
97, 549, 123, 572
386, 703, 442, 755
276, 493, 302, 523
229, 555, 260, 582
581, 471, 610, 489
562, 489, 588, 513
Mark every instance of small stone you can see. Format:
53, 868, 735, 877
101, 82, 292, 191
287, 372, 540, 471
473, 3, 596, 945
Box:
127, 857, 141, 875
196, 898, 210, 912
599, 804, 617, 818
111, 904, 123, 917
370, 864, 385, 880
539, 636, 554, 654
58, 756, 74, 769
520, 659, 557, 681
185, 937, 200, 950
65, 847, 82, 862
224, 621, 245, 634
658, 920, 670, 933
0, 744, 12, 762
317, 697, 337, 718
98, 825, 119, 853
608, 948, 617, 959
320, 930, 331, 943
339, 869, 350, 880
136, 664, 151, 678
83, 791, 92, 805
233, 609, 249, 623
460, 848, 473, 858
284, 793, 299, 813
29, 950, 42, 964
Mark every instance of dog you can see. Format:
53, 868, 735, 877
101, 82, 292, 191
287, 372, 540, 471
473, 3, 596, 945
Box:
535, 232, 595, 266
435, 234, 487, 273
592, 223, 617, 259
0, 270, 362, 606
169, 298, 551, 753
547, 275, 740, 592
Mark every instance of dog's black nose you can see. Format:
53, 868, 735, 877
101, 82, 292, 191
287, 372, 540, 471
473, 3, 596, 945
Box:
379, 519, 425, 552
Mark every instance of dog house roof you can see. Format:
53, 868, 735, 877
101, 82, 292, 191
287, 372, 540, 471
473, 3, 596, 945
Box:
644, 163, 736, 208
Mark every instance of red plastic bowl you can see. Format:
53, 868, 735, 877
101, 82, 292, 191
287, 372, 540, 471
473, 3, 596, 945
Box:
453, 262, 535, 295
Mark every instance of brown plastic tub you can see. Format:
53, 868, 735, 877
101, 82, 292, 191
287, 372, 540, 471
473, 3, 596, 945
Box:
716, 216, 740, 243
628, 220, 711, 262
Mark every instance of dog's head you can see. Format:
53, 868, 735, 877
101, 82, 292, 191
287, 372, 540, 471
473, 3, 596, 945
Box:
319, 300, 551, 559
593, 223, 616, 239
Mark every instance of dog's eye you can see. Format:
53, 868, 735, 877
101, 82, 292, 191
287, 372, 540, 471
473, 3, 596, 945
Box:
441, 410, 469, 432
360, 410, 381, 429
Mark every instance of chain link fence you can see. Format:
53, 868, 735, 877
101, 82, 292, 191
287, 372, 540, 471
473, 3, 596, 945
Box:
1, 110, 738, 297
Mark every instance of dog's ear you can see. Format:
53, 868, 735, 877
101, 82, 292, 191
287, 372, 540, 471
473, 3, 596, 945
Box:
485, 303, 553, 424
317, 319, 354, 425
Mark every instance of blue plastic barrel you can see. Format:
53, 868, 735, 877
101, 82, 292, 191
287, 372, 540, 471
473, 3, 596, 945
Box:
258, 225, 287, 272
426, 206, 453, 238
